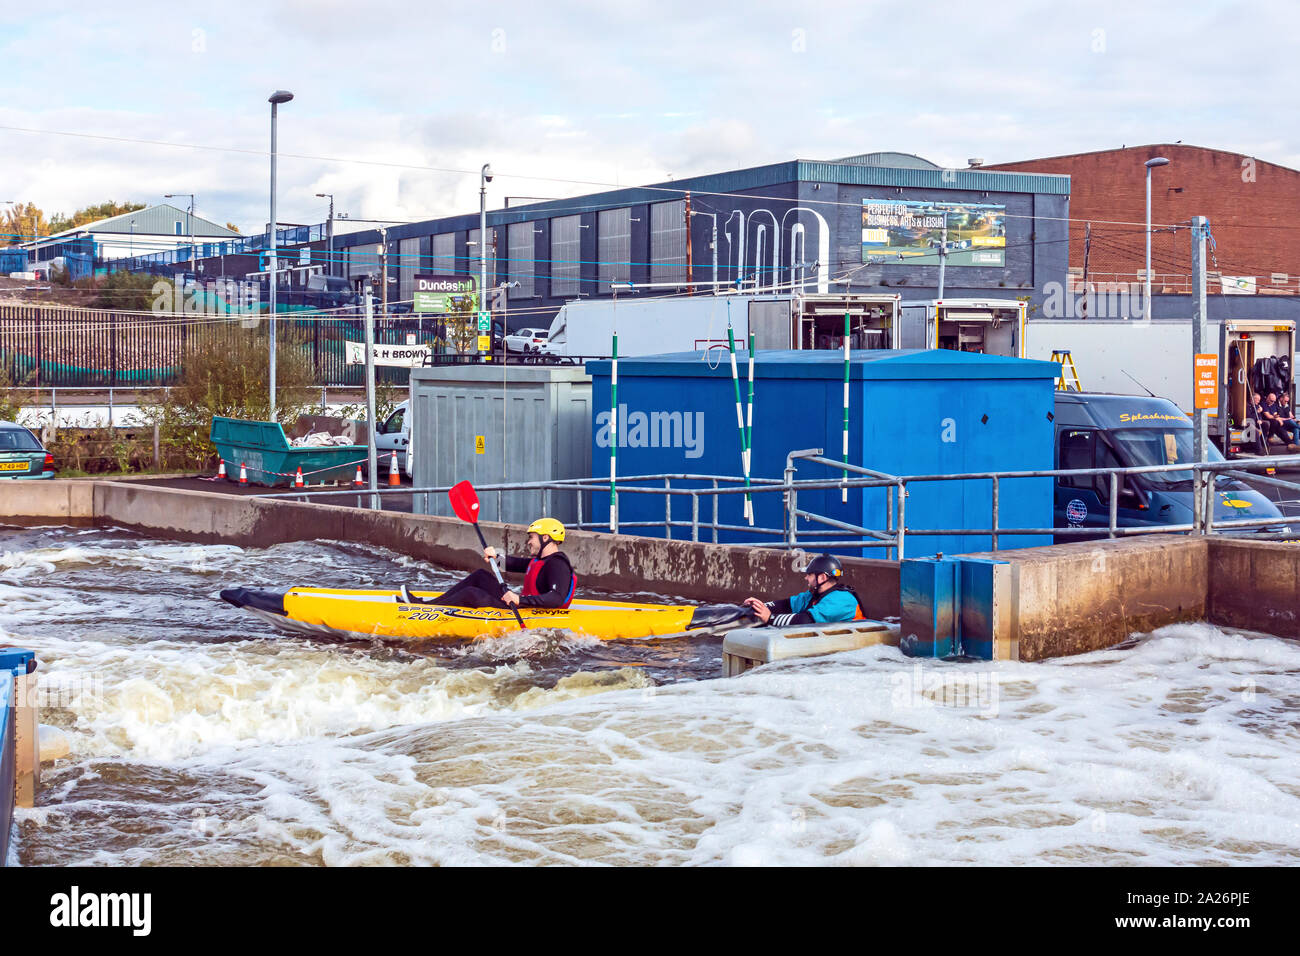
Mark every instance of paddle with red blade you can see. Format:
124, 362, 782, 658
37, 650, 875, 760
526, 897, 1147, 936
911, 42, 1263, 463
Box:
448, 480, 527, 630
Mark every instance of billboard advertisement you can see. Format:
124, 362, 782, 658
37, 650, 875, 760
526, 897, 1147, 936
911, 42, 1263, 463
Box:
412, 274, 477, 313
862, 200, 1006, 266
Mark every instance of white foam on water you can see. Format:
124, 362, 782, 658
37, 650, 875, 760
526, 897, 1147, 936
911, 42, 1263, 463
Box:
8, 530, 1300, 866
160, 621, 1297, 867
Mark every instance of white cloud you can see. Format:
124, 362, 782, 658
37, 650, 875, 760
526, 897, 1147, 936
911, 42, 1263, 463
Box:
0, 0, 1297, 235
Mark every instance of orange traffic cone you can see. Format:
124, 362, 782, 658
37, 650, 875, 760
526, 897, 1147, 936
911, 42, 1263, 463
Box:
294, 466, 305, 488
353, 465, 364, 487
238, 462, 248, 485
217, 458, 227, 480
388, 452, 401, 486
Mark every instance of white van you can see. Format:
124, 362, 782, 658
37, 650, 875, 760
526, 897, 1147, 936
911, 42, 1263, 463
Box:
374, 400, 411, 478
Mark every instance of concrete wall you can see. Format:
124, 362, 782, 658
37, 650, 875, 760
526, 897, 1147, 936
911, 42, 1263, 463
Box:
1207, 538, 1300, 639
0, 480, 93, 524
89, 482, 901, 616
984, 535, 1208, 660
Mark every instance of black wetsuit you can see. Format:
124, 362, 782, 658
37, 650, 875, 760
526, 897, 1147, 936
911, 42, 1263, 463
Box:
434, 552, 576, 609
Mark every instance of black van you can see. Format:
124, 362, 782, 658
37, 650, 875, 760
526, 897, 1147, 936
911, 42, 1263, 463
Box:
1053, 393, 1284, 535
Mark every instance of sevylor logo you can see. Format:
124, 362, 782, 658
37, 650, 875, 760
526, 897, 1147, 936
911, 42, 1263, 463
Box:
596, 405, 705, 459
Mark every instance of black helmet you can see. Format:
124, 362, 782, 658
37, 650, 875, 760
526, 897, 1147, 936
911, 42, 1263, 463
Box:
803, 554, 842, 579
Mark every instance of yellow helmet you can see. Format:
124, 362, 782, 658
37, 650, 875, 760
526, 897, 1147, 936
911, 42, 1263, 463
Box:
527, 517, 566, 543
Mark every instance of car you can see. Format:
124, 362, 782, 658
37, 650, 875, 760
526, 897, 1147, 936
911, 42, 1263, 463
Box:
504, 327, 551, 353
0, 421, 55, 479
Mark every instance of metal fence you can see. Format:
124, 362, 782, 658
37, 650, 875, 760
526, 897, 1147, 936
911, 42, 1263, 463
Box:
262, 452, 1300, 558
0, 305, 593, 389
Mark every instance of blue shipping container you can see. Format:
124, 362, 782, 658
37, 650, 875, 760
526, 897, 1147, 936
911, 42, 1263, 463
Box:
585, 349, 1059, 557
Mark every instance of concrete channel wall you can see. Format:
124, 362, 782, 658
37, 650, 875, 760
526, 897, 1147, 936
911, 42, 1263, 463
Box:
966, 536, 1210, 660
86, 482, 903, 615
6, 481, 1300, 657
0, 480, 94, 525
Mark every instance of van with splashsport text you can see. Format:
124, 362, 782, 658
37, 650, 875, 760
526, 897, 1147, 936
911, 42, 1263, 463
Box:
1052, 393, 1287, 538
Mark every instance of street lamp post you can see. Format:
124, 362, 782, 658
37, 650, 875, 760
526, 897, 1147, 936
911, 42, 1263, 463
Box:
164, 192, 195, 271
1144, 157, 1170, 318
480, 164, 492, 313
129, 220, 135, 259
316, 192, 334, 277
268, 90, 294, 420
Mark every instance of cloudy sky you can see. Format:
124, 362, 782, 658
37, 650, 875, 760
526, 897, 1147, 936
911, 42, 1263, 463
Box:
1, 0, 1296, 235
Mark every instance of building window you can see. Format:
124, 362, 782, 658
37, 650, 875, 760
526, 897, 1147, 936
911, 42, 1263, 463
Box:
598, 208, 632, 287
345, 246, 380, 279
468, 227, 497, 290
508, 222, 535, 298
550, 215, 581, 296
431, 233, 455, 274
650, 200, 686, 286
398, 237, 421, 305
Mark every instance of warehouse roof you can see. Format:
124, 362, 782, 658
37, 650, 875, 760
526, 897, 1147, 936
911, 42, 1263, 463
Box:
44, 203, 239, 240
586, 349, 1062, 380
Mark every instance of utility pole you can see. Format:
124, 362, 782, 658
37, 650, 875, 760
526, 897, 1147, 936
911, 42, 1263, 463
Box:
379, 226, 388, 321
363, 279, 379, 510
936, 212, 948, 300
684, 191, 694, 294
316, 193, 334, 277
1144, 157, 1170, 320
1190, 215, 1209, 532
480, 164, 493, 315
267, 90, 294, 420
1081, 222, 1092, 318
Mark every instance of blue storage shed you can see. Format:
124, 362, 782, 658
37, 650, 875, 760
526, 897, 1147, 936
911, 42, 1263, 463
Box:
585, 349, 1060, 557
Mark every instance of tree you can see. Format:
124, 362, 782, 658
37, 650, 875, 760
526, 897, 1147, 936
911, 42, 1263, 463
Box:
442, 293, 480, 354
225, 222, 242, 234
1, 202, 48, 247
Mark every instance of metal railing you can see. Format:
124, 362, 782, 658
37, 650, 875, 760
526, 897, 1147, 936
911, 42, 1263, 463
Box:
259, 450, 1300, 558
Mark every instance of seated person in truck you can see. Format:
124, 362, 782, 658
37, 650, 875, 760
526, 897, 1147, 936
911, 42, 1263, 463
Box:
1261, 392, 1288, 449
400, 518, 576, 610
742, 554, 866, 627
1277, 394, 1299, 445
1248, 392, 1271, 454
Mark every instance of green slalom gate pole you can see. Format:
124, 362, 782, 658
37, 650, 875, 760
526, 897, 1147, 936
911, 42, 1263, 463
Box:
842, 310, 850, 503
747, 329, 755, 519
726, 323, 753, 524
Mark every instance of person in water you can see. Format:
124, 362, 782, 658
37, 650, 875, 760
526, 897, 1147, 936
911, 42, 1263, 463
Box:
741, 554, 865, 627
400, 518, 576, 609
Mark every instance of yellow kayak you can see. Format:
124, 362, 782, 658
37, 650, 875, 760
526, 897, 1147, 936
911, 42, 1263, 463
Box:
219, 586, 753, 642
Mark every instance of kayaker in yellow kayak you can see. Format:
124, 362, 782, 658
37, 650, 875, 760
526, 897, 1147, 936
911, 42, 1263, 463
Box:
400, 517, 577, 610
741, 554, 867, 627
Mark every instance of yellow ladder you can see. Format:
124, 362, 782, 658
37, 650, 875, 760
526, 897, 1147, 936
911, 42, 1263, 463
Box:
1051, 349, 1083, 391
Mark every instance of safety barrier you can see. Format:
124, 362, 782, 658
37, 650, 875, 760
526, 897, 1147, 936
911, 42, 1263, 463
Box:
0, 647, 37, 868
261, 452, 1300, 558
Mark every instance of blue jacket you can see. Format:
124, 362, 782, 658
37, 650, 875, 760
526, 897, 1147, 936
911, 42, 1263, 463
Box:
767, 586, 862, 627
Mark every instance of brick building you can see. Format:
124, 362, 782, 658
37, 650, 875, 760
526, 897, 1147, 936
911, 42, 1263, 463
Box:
985, 144, 1300, 296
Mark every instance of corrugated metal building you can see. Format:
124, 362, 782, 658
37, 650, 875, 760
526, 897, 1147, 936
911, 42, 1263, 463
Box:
171, 152, 1071, 331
